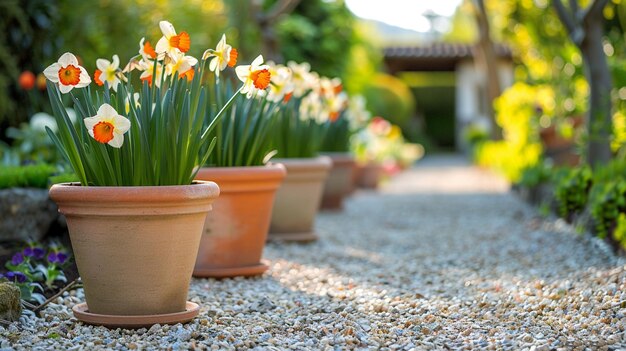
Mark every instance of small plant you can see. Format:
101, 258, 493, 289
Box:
272, 62, 352, 158
589, 181, 626, 239
202, 59, 287, 167
553, 166, 592, 222
44, 21, 270, 186
2, 241, 71, 305
516, 161, 552, 188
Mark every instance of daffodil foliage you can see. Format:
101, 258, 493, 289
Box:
202, 76, 282, 167
44, 21, 269, 186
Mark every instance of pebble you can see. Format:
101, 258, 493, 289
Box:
7, 157, 626, 350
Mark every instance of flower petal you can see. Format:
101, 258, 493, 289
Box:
235, 65, 249, 82
97, 103, 118, 118
76, 66, 92, 87
112, 55, 120, 69
112, 114, 131, 133
159, 20, 176, 38
107, 133, 124, 148
43, 63, 61, 83
59, 83, 73, 94
155, 37, 169, 54
96, 58, 110, 72
251, 55, 264, 67
58, 52, 78, 67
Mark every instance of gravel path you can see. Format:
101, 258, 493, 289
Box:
3, 155, 625, 350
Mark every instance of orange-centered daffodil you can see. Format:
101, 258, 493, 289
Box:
205, 34, 238, 79
84, 104, 131, 148
94, 55, 121, 92
235, 55, 271, 98
43, 52, 91, 94
155, 21, 190, 58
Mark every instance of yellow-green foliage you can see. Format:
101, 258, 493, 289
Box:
475, 82, 554, 182
361, 73, 415, 128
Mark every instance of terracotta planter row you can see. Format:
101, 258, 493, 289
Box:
48, 154, 359, 328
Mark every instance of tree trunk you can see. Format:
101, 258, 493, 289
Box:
552, 0, 612, 168
581, 16, 613, 168
473, 0, 502, 140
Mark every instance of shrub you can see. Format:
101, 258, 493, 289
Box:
0, 164, 57, 189
361, 73, 415, 131
553, 166, 592, 222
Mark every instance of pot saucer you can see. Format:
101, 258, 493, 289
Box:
72, 301, 200, 329
193, 263, 269, 278
268, 231, 318, 242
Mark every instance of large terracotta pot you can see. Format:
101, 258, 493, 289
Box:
320, 152, 356, 210
269, 156, 332, 242
193, 164, 286, 278
49, 181, 219, 327
355, 162, 384, 189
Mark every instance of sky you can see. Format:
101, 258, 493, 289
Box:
344, 0, 463, 32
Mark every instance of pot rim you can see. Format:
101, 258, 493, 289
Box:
195, 164, 286, 192
271, 155, 332, 169
49, 180, 220, 204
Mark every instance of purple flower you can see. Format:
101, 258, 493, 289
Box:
11, 252, 24, 265
47, 252, 68, 264
23, 247, 45, 259
56, 252, 68, 264
5, 271, 27, 283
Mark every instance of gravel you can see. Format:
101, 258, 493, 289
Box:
3, 155, 625, 350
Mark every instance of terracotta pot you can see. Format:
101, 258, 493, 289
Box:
193, 164, 286, 278
355, 162, 384, 189
48, 181, 219, 324
269, 156, 332, 241
320, 153, 356, 210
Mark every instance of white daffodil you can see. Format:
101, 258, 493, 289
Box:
125, 93, 141, 114
235, 55, 271, 98
139, 37, 158, 61
94, 55, 121, 92
155, 21, 190, 58
43, 52, 91, 94
287, 61, 318, 98
205, 34, 238, 79
84, 103, 131, 148
266, 63, 294, 103
139, 60, 166, 88
166, 54, 198, 81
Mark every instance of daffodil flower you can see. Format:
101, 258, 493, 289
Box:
43, 52, 91, 94
94, 55, 121, 92
166, 54, 198, 81
155, 21, 190, 58
266, 63, 294, 103
139, 60, 166, 87
139, 37, 157, 61
84, 103, 131, 148
287, 61, 318, 98
125, 93, 141, 114
204, 34, 238, 79
235, 55, 271, 98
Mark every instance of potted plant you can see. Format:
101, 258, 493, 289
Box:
351, 117, 423, 189
268, 61, 332, 242
44, 20, 262, 328
319, 93, 369, 209
193, 44, 286, 278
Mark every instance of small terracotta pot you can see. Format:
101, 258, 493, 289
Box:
269, 156, 332, 241
355, 162, 384, 189
320, 152, 356, 210
193, 164, 286, 278
49, 181, 219, 322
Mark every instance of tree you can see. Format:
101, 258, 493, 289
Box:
553, 0, 613, 168
472, 0, 502, 140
